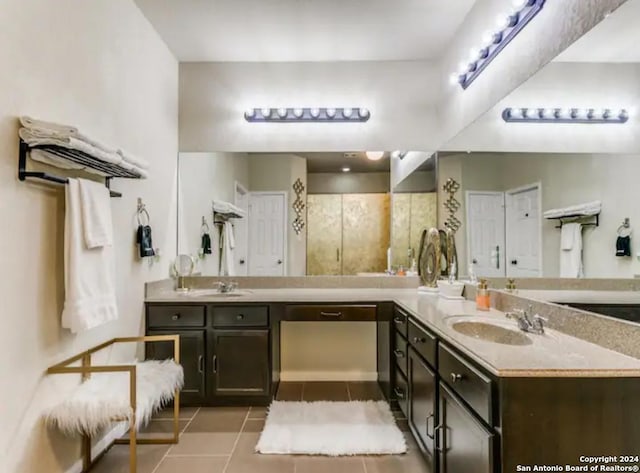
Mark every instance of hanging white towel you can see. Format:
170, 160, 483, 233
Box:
222, 222, 236, 276
62, 179, 118, 333
559, 223, 584, 278
78, 179, 113, 248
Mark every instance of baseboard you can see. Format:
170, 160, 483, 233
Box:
65, 422, 128, 473
280, 371, 378, 382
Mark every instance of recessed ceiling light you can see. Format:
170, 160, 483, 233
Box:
365, 151, 384, 161
342, 167, 351, 172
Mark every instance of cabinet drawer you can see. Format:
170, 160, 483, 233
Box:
439, 344, 494, 425
394, 330, 408, 378
393, 307, 409, 337
394, 369, 409, 418
212, 306, 269, 327
147, 305, 205, 328
284, 304, 376, 321
408, 320, 437, 367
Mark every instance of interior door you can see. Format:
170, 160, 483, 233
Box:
466, 191, 506, 277
234, 184, 249, 276
409, 347, 437, 472
506, 185, 541, 277
306, 194, 343, 275
248, 192, 286, 276
438, 383, 494, 473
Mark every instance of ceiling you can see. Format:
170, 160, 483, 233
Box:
134, 0, 476, 62
554, 0, 640, 63
297, 152, 390, 173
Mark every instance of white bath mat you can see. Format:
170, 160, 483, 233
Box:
255, 400, 407, 456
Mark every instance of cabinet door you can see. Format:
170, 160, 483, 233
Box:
146, 330, 206, 405
409, 348, 437, 470
211, 329, 270, 397
438, 383, 494, 473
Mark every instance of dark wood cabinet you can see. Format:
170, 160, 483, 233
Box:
146, 329, 207, 405
438, 382, 494, 473
408, 347, 437, 470
210, 329, 270, 397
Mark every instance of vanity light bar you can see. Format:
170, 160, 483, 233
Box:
502, 107, 630, 124
244, 107, 370, 123
452, 0, 546, 90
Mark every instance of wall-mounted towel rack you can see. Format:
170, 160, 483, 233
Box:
548, 213, 600, 229
18, 139, 142, 198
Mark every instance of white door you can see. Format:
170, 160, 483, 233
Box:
234, 182, 249, 276
248, 192, 286, 276
466, 191, 506, 277
506, 185, 541, 277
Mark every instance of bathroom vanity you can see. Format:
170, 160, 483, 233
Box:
145, 288, 640, 473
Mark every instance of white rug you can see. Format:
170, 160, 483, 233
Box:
255, 400, 407, 456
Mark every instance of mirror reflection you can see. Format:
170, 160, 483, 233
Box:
178, 151, 436, 276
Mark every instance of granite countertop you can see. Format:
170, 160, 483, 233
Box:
146, 288, 640, 378
514, 289, 640, 305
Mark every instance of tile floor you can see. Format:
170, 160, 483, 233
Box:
93, 382, 430, 473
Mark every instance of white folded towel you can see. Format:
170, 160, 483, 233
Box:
213, 200, 245, 217
559, 223, 584, 278
78, 179, 113, 248
118, 159, 148, 179
222, 221, 236, 276
19, 127, 122, 165
20, 116, 78, 135
62, 179, 118, 333
117, 149, 150, 170
543, 201, 601, 219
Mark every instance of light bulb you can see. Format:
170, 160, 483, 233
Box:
342, 167, 351, 173
543, 108, 556, 119
293, 108, 304, 118
244, 108, 255, 119
310, 108, 320, 118
326, 108, 336, 118
277, 108, 288, 118
558, 108, 571, 119
458, 61, 468, 75
342, 108, 353, 118
449, 73, 460, 85
508, 108, 522, 119
261, 108, 272, 118
482, 31, 494, 47
496, 14, 510, 30
358, 108, 370, 118
512, 0, 527, 9
365, 151, 384, 161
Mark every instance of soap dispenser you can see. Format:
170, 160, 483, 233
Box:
476, 279, 490, 311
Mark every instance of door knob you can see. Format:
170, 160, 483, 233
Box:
472, 259, 478, 264
511, 259, 518, 265
239, 259, 245, 265
277, 259, 282, 265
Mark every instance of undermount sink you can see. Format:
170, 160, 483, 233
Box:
451, 321, 533, 346
181, 289, 252, 298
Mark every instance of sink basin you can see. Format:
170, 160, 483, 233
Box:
451, 321, 532, 346
181, 289, 252, 298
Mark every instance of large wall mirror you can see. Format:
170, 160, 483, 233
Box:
178, 151, 436, 276
439, 0, 640, 280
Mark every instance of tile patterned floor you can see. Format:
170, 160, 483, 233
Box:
93, 382, 430, 473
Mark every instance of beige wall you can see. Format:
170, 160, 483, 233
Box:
307, 172, 390, 194
249, 154, 307, 276
442, 153, 640, 279
178, 152, 249, 275
0, 1, 178, 472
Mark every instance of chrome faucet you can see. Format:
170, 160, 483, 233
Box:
217, 281, 238, 293
506, 305, 548, 334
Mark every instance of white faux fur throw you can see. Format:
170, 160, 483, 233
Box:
255, 400, 407, 456
46, 360, 183, 436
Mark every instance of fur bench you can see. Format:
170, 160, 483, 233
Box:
46, 336, 184, 473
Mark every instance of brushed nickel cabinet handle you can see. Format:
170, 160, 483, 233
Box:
236, 314, 244, 320
413, 336, 425, 344
426, 414, 435, 439
198, 355, 204, 374
394, 349, 405, 358
320, 311, 342, 318
212, 355, 218, 373
394, 387, 405, 400
434, 424, 444, 452
450, 372, 463, 383
393, 316, 405, 324
171, 314, 180, 321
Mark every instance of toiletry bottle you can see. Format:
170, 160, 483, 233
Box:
476, 279, 490, 311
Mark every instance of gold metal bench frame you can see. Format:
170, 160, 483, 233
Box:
47, 335, 181, 473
